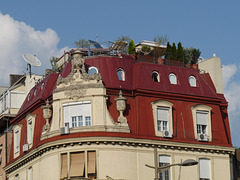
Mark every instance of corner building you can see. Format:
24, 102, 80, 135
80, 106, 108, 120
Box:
4, 50, 234, 180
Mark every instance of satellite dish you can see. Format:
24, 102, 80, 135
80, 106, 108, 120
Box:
23, 53, 41, 67
23, 53, 42, 77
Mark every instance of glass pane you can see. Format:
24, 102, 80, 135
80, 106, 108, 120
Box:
78, 116, 83, 126
88, 67, 98, 75
117, 69, 125, 81
85, 116, 91, 126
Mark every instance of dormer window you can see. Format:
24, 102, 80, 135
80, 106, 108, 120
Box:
169, 73, 177, 84
41, 83, 44, 90
152, 71, 160, 82
117, 68, 125, 81
189, 76, 196, 87
88, 67, 98, 75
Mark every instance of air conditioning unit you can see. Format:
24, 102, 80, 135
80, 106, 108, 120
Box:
59, 126, 70, 135
163, 130, 173, 138
197, 133, 209, 141
23, 144, 29, 152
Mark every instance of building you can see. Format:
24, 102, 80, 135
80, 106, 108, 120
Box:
3, 49, 234, 180
0, 74, 42, 180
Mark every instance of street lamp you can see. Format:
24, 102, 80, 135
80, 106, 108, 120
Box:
145, 148, 198, 180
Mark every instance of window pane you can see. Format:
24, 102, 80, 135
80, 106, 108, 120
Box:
189, 76, 196, 87
159, 155, 171, 180
78, 116, 83, 126
196, 111, 208, 125
72, 117, 77, 127
85, 116, 91, 126
169, 73, 177, 84
152, 72, 159, 82
88, 67, 98, 75
117, 69, 125, 81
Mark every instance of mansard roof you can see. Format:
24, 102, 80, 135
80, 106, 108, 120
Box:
16, 54, 225, 118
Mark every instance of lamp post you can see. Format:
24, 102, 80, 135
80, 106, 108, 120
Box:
145, 148, 198, 180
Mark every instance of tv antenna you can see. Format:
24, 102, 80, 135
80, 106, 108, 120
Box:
23, 53, 41, 78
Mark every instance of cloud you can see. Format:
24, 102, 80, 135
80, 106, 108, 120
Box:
222, 64, 240, 146
0, 12, 68, 86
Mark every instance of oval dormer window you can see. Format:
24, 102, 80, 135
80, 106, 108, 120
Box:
117, 68, 125, 81
169, 73, 177, 84
189, 76, 196, 87
152, 71, 160, 82
88, 67, 98, 75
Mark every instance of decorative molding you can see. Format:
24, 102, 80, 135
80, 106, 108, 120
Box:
4, 136, 235, 174
41, 99, 52, 133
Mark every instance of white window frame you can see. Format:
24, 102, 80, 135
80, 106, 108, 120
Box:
159, 155, 171, 180
189, 75, 197, 87
152, 100, 173, 137
12, 124, 22, 158
191, 105, 212, 141
117, 68, 125, 81
199, 158, 211, 180
169, 73, 177, 85
88, 66, 98, 75
63, 101, 92, 128
152, 71, 160, 82
26, 114, 36, 149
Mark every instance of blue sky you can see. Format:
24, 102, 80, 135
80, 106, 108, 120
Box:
1, 1, 240, 146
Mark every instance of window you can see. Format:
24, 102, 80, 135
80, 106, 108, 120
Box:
159, 155, 171, 180
15, 130, 20, 153
28, 167, 33, 180
63, 101, 92, 128
152, 100, 173, 137
199, 158, 211, 180
117, 68, 125, 81
26, 114, 36, 148
189, 76, 196, 87
88, 67, 98, 75
61, 151, 96, 179
191, 105, 212, 141
152, 71, 160, 82
15, 174, 19, 180
13, 124, 22, 158
196, 111, 208, 134
41, 83, 44, 90
169, 73, 177, 84
157, 107, 169, 131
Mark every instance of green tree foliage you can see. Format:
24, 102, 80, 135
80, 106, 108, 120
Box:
184, 47, 201, 65
177, 42, 184, 61
141, 45, 151, 55
74, 39, 90, 48
128, 39, 136, 55
164, 42, 172, 59
171, 43, 177, 60
50, 56, 59, 72
153, 34, 169, 45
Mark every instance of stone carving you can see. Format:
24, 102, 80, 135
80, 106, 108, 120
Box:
115, 90, 128, 124
41, 99, 52, 132
65, 88, 86, 100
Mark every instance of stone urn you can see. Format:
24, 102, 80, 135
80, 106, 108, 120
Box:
41, 99, 52, 132
115, 90, 127, 124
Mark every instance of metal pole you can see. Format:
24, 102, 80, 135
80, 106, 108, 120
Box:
154, 148, 158, 180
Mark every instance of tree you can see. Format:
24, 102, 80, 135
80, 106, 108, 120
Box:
128, 39, 136, 55
141, 45, 151, 55
153, 34, 169, 45
171, 43, 177, 60
177, 42, 184, 61
183, 47, 201, 65
50, 56, 59, 72
164, 42, 172, 59
74, 39, 90, 48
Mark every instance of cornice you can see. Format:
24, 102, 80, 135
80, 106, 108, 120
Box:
4, 136, 235, 174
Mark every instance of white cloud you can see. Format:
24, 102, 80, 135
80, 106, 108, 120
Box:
222, 64, 240, 146
0, 12, 68, 86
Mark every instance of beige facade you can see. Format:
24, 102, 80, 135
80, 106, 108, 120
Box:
5, 137, 234, 180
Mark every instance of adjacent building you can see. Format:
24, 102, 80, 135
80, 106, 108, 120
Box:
3, 48, 234, 180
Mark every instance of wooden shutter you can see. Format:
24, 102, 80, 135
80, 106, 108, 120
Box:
60, 154, 68, 179
87, 151, 96, 174
69, 152, 85, 177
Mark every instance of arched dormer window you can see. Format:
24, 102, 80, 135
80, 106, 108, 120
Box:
88, 66, 98, 75
189, 75, 196, 87
169, 73, 177, 84
152, 71, 160, 82
117, 68, 125, 81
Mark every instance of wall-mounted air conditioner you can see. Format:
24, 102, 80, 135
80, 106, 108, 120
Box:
23, 144, 29, 152
197, 133, 209, 142
59, 126, 70, 135
163, 130, 173, 138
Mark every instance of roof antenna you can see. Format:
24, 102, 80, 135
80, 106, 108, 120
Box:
23, 53, 42, 78
96, 34, 98, 42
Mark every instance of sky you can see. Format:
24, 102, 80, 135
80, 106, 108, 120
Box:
0, 1, 240, 146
